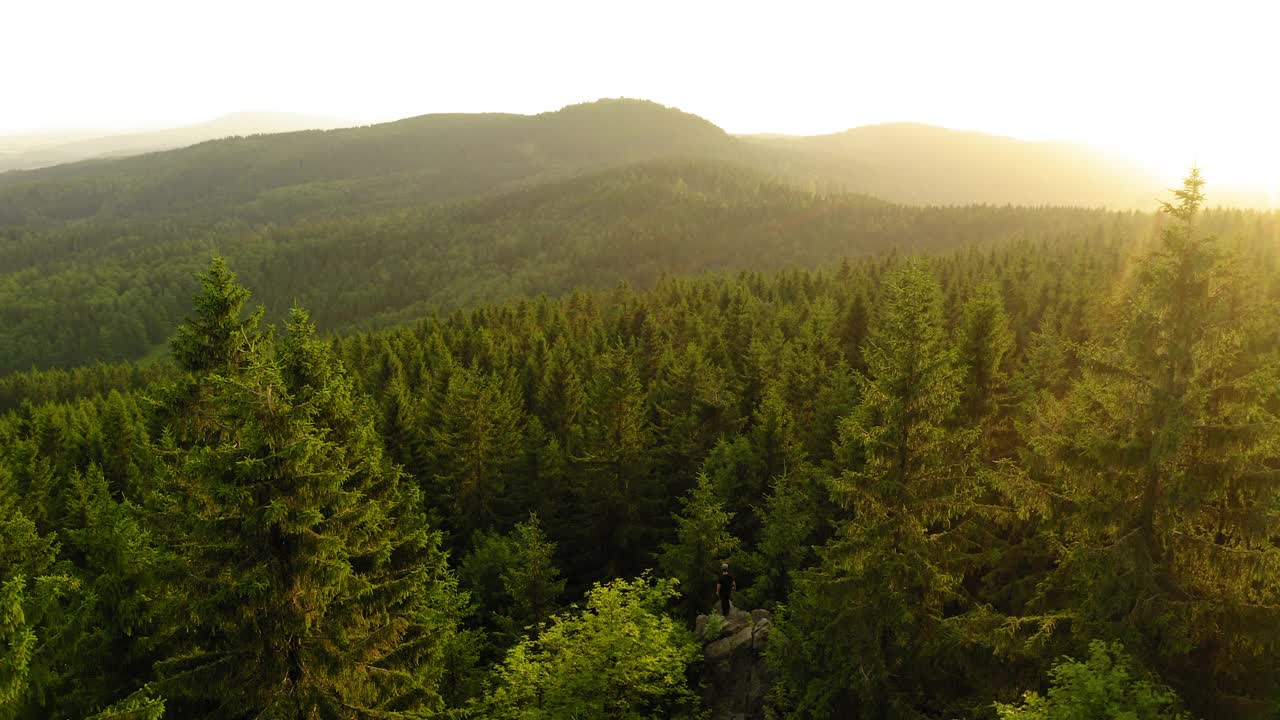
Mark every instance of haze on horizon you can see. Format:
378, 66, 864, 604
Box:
5, 0, 1277, 200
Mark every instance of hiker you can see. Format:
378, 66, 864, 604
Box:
715, 562, 736, 617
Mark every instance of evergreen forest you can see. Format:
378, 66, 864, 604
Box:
1, 102, 1279, 720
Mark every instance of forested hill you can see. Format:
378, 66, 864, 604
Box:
0, 97, 1250, 376
0, 161, 1152, 374
0, 98, 1169, 230
0, 99, 736, 226
742, 122, 1158, 207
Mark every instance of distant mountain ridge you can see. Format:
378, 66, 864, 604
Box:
741, 122, 1159, 207
0, 98, 1186, 220
0, 99, 738, 226
0, 112, 351, 172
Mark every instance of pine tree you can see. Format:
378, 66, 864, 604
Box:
572, 345, 657, 581
154, 298, 464, 718
1010, 171, 1280, 716
424, 365, 526, 544
169, 257, 262, 375
501, 513, 565, 634
774, 259, 979, 718
656, 472, 740, 624
955, 281, 1015, 453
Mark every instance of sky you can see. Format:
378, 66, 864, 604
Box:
4, 0, 1277, 193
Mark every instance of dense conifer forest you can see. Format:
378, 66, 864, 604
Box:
0, 160, 1153, 374
2, 165, 1278, 718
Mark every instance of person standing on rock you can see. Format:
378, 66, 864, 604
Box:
715, 562, 736, 617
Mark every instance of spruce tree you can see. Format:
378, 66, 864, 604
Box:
1012, 171, 1280, 715
747, 471, 818, 607
955, 281, 1015, 454
424, 366, 526, 544
51, 465, 159, 718
535, 337, 586, 453
656, 472, 740, 624
155, 290, 464, 717
0, 576, 35, 720
158, 258, 265, 446
572, 344, 657, 581
774, 259, 979, 718
169, 257, 263, 375
0, 493, 78, 720
500, 514, 565, 634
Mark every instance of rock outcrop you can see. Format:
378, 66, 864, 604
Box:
695, 605, 772, 720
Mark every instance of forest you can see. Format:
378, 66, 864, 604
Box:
0, 160, 1154, 374
2, 169, 1278, 719
1, 99, 1190, 376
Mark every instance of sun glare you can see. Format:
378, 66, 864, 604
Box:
1116, 131, 1280, 209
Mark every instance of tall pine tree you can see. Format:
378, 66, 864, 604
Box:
656, 471, 740, 625
773, 259, 981, 719
154, 275, 465, 718
1011, 171, 1280, 717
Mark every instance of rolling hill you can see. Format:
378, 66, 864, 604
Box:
0, 97, 1226, 374
0, 100, 737, 226
741, 122, 1158, 207
0, 98, 1173, 230
0, 161, 1140, 374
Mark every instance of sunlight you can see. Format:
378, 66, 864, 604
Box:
1116, 132, 1280, 209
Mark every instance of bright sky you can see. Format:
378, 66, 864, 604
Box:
4, 0, 1277, 195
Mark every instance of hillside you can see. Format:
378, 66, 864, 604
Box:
0, 112, 350, 173
0, 97, 1241, 375
0, 161, 1145, 374
0, 99, 1182, 231
742, 122, 1158, 207
0, 99, 736, 226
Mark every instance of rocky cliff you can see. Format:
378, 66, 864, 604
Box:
695, 606, 772, 720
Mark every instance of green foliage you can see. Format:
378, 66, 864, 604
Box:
457, 513, 567, 656
656, 471, 741, 623
0, 171, 1278, 718
168, 257, 262, 374
458, 530, 517, 626
0, 577, 35, 718
995, 641, 1189, 720
84, 690, 167, 720
153, 272, 465, 719
744, 471, 818, 608
501, 514, 565, 635
1005, 170, 1280, 713
482, 575, 701, 720
772, 259, 982, 719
